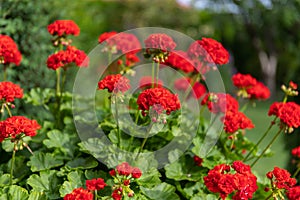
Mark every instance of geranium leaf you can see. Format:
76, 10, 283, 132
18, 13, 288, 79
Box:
140, 182, 180, 200
27, 152, 64, 172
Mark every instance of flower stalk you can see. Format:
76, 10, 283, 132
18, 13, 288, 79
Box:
251, 127, 283, 167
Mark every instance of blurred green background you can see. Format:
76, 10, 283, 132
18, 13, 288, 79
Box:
1, 0, 300, 176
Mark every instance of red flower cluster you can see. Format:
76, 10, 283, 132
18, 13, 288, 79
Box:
0, 35, 22, 66
99, 32, 141, 54
287, 186, 300, 200
192, 82, 207, 99
201, 93, 239, 114
139, 76, 163, 89
266, 167, 296, 190
193, 155, 203, 167
98, 74, 130, 93
0, 81, 23, 103
232, 73, 257, 88
222, 111, 254, 133
137, 87, 180, 116
232, 73, 270, 100
47, 46, 88, 70
144, 33, 176, 52
110, 162, 142, 200
98, 31, 117, 43
0, 116, 41, 142
268, 102, 300, 131
110, 162, 142, 179
64, 187, 93, 200
292, 146, 300, 159
85, 178, 106, 191
48, 20, 80, 37
289, 81, 298, 90
165, 51, 194, 73
174, 77, 191, 91
188, 37, 229, 65
204, 161, 257, 200
122, 53, 140, 67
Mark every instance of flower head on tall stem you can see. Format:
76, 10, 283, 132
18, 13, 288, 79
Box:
0, 35, 22, 66
204, 161, 257, 200
268, 102, 300, 133
144, 33, 176, 63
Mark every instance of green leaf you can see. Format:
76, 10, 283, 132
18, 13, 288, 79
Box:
59, 171, 85, 197
165, 155, 203, 181
27, 170, 56, 192
27, 152, 64, 172
66, 157, 98, 170
140, 183, 180, 200
1, 140, 14, 152
0, 174, 10, 187
28, 191, 47, 200
8, 185, 29, 200
136, 167, 161, 188
43, 130, 75, 156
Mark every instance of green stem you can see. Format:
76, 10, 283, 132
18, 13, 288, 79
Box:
182, 74, 199, 102
3, 64, 7, 81
4, 103, 12, 117
135, 123, 154, 160
292, 167, 300, 178
114, 95, 121, 148
10, 143, 17, 185
265, 193, 273, 200
94, 190, 97, 200
61, 69, 67, 95
240, 101, 249, 112
243, 118, 276, 162
251, 128, 283, 167
155, 61, 160, 86
151, 61, 155, 88
56, 68, 61, 95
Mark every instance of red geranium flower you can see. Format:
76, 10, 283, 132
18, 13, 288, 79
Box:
204, 161, 257, 200
139, 76, 163, 89
131, 167, 142, 178
232, 73, 257, 88
86, 178, 106, 191
289, 81, 298, 90
137, 87, 180, 116
47, 45, 88, 70
174, 77, 191, 91
64, 187, 93, 200
266, 167, 296, 190
101, 32, 141, 54
193, 155, 203, 167
48, 20, 80, 36
165, 51, 194, 73
192, 82, 207, 99
246, 82, 271, 100
0, 35, 22, 66
144, 33, 176, 52
201, 93, 239, 114
268, 102, 300, 131
0, 116, 41, 142
232, 73, 270, 100
116, 162, 132, 176
291, 146, 300, 159
187, 37, 229, 65
98, 31, 117, 43
222, 111, 254, 133
144, 33, 176, 62
112, 188, 122, 200
98, 74, 130, 93
287, 186, 300, 200
0, 81, 23, 103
